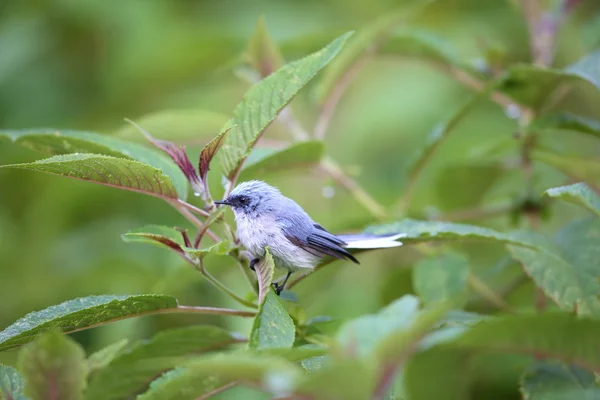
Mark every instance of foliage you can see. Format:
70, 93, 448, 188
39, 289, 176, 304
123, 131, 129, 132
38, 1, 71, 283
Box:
2, 1, 600, 399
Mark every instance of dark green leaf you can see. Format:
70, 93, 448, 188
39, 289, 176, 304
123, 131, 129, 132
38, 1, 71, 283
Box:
545, 183, 600, 217
136, 368, 227, 400
238, 141, 325, 181
249, 291, 295, 349
199, 127, 231, 183
85, 326, 243, 400
295, 359, 377, 400
531, 113, 600, 139
315, 3, 432, 104
533, 150, 600, 186
435, 162, 504, 211
244, 17, 284, 78
365, 218, 534, 247
0, 129, 188, 198
0, 154, 181, 201
87, 339, 129, 375
0, 365, 28, 400
498, 52, 600, 110
521, 361, 600, 400
18, 331, 87, 400
256, 346, 327, 362
413, 251, 469, 306
0, 295, 178, 352
218, 32, 352, 181
508, 220, 600, 316
405, 313, 600, 400
255, 249, 275, 305
115, 109, 229, 143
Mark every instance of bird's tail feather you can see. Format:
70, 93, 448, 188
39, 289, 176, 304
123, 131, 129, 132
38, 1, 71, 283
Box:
337, 233, 405, 249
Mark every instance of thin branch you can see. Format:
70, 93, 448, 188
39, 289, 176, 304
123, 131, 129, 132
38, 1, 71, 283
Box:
196, 259, 258, 309
468, 273, 512, 312
196, 382, 239, 400
178, 199, 211, 217
62, 306, 255, 337
319, 157, 388, 220
314, 52, 372, 140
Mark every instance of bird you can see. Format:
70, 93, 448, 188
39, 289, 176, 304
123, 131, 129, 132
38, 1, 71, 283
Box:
214, 180, 404, 295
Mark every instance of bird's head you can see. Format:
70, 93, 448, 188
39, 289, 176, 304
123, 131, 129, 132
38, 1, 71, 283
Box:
214, 180, 281, 216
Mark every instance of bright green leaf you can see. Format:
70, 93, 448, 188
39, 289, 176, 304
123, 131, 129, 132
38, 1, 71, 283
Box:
521, 361, 600, 400
335, 295, 420, 357
136, 368, 227, 400
238, 141, 325, 181
18, 331, 87, 400
0, 295, 178, 352
545, 182, 600, 217
531, 113, 600, 139
218, 32, 352, 181
533, 150, 600, 185
365, 218, 534, 248
256, 346, 327, 362
85, 326, 244, 400
87, 339, 129, 375
115, 109, 229, 143
244, 17, 284, 78
0, 154, 181, 201
255, 249, 275, 305
249, 291, 295, 349
0, 129, 188, 198
413, 252, 469, 306
0, 365, 28, 400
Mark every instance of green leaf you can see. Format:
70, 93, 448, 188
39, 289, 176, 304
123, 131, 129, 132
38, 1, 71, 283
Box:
533, 150, 600, 187
148, 353, 301, 399
238, 141, 325, 181
0, 154, 181, 201
0, 294, 178, 352
531, 113, 600, 139
435, 162, 504, 211
508, 219, 600, 316
521, 361, 600, 400
315, 3, 432, 104
0, 365, 28, 400
498, 52, 600, 110
255, 249, 275, 305
136, 368, 228, 400
199, 127, 231, 183
0, 129, 188, 198
115, 109, 229, 143
18, 331, 87, 400
295, 359, 377, 400
405, 313, 600, 400
244, 16, 284, 78
365, 218, 534, 247
545, 182, 600, 217
218, 32, 352, 181
335, 295, 420, 357
85, 326, 243, 400
87, 339, 129, 375
413, 251, 469, 306
249, 291, 295, 349
183, 241, 235, 257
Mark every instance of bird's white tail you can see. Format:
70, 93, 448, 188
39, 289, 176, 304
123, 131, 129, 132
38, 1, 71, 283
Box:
337, 233, 405, 249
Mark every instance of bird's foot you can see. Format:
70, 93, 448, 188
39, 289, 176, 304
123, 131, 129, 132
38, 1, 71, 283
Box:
249, 258, 260, 271
272, 282, 284, 296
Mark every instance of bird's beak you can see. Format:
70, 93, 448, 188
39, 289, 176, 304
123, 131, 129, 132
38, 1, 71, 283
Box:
214, 200, 230, 206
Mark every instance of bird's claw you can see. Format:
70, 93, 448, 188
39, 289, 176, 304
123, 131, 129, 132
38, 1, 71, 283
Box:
249, 258, 260, 272
272, 282, 284, 296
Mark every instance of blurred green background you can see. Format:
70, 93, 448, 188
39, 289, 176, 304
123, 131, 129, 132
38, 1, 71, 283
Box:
1, 0, 599, 382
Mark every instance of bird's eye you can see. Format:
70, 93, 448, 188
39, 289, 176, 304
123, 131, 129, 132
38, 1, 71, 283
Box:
239, 196, 249, 204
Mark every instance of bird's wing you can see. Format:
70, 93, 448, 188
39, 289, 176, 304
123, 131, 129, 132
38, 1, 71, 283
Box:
277, 216, 359, 264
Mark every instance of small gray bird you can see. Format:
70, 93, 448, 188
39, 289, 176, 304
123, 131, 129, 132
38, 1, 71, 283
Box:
215, 180, 404, 294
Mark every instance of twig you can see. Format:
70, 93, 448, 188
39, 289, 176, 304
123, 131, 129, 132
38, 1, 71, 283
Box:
314, 52, 372, 140
178, 199, 211, 217
196, 382, 239, 400
468, 273, 512, 312
196, 259, 258, 309
168, 200, 221, 243
319, 157, 388, 220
